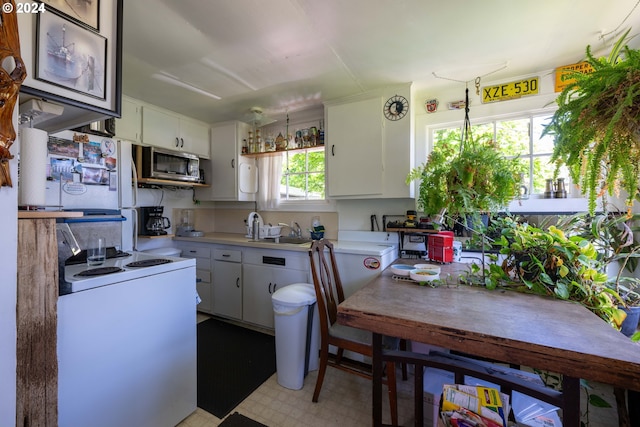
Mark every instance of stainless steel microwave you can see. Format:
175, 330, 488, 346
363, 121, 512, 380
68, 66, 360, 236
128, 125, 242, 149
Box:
135, 146, 200, 182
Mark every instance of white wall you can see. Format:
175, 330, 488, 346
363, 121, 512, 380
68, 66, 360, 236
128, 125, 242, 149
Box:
1, 107, 19, 427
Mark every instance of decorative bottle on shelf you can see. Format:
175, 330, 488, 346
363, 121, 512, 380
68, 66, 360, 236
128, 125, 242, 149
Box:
256, 129, 263, 152
242, 138, 248, 154
555, 178, 567, 198
248, 131, 255, 153
318, 119, 325, 145
544, 178, 555, 198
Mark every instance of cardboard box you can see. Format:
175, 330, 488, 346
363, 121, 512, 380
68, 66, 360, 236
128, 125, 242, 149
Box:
423, 368, 455, 427
423, 352, 547, 427
512, 390, 562, 427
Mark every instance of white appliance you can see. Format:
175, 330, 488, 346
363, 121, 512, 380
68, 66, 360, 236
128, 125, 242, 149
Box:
118, 139, 138, 252
58, 252, 197, 427
334, 231, 398, 297
44, 130, 120, 210
41, 129, 137, 252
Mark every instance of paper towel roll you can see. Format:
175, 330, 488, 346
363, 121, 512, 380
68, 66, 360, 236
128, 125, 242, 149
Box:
19, 127, 48, 207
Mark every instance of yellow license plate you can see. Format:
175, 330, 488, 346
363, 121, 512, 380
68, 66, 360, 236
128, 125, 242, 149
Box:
481, 77, 539, 103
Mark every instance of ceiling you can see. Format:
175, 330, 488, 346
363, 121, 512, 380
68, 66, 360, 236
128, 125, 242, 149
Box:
121, 0, 640, 124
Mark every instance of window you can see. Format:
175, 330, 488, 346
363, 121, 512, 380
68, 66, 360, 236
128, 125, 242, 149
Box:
432, 113, 569, 196
280, 147, 325, 200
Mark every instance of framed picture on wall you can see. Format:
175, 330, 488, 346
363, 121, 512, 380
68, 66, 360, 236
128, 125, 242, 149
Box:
19, 0, 122, 121
40, 0, 100, 31
35, 7, 107, 100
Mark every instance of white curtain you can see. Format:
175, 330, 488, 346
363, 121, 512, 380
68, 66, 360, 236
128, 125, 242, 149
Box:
256, 155, 283, 210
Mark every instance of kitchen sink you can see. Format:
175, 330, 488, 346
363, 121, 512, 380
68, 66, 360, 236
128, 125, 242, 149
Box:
277, 236, 313, 245
248, 236, 313, 245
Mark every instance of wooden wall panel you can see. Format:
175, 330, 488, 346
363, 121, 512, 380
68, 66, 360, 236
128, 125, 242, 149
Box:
16, 218, 58, 426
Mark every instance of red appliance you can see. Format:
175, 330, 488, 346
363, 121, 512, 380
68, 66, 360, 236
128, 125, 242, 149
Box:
428, 232, 454, 263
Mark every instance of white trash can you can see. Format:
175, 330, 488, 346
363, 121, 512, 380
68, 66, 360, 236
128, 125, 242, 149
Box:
272, 283, 320, 390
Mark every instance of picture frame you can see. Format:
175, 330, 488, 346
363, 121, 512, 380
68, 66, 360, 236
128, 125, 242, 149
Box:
36, 8, 107, 100
18, 0, 122, 123
40, 0, 100, 31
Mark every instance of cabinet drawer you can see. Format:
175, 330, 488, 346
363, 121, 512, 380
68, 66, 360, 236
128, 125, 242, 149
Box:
196, 269, 210, 283
181, 246, 211, 258
243, 249, 307, 270
213, 248, 242, 262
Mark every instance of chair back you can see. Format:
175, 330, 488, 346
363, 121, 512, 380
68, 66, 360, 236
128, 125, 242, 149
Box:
308, 240, 345, 332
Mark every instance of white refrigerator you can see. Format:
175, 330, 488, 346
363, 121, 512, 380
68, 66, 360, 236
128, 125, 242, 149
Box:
117, 139, 137, 252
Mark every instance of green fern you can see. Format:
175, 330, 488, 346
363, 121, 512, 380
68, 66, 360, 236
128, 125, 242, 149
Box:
545, 28, 640, 215
407, 138, 522, 219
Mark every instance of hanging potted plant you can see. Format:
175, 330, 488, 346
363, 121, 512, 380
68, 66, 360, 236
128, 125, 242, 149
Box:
544, 29, 640, 215
407, 89, 523, 228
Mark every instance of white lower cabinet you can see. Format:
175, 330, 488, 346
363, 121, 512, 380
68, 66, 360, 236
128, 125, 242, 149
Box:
176, 241, 311, 329
212, 248, 243, 320
242, 249, 310, 329
179, 245, 213, 314
243, 263, 308, 329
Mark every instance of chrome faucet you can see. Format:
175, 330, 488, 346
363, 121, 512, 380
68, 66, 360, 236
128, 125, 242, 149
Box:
278, 222, 302, 238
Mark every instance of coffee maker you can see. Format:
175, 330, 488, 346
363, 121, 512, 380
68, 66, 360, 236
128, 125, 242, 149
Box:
139, 206, 171, 236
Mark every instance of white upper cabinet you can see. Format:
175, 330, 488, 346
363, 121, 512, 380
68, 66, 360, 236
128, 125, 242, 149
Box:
196, 121, 257, 201
115, 97, 142, 142
180, 118, 210, 158
325, 85, 413, 199
140, 105, 211, 158
326, 97, 384, 197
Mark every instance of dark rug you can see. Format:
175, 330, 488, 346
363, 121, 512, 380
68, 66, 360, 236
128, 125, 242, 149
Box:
218, 412, 268, 427
197, 318, 276, 419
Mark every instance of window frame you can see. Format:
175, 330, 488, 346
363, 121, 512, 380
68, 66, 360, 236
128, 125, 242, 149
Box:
280, 146, 326, 202
429, 110, 563, 198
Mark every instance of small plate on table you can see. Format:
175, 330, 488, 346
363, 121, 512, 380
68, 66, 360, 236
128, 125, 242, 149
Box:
389, 264, 415, 277
409, 269, 440, 283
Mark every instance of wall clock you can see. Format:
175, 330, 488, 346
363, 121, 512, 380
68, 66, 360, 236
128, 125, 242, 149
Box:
383, 95, 409, 121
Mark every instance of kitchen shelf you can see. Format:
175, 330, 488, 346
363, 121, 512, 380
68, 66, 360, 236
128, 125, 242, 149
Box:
241, 145, 324, 158
18, 211, 84, 219
139, 234, 175, 239
137, 178, 209, 188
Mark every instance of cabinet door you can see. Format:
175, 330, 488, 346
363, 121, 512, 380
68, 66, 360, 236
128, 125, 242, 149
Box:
179, 245, 213, 314
196, 121, 256, 201
212, 260, 242, 320
180, 118, 210, 158
115, 98, 141, 142
142, 106, 181, 150
196, 269, 213, 314
327, 97, 384, 197
242, 264, 308, 329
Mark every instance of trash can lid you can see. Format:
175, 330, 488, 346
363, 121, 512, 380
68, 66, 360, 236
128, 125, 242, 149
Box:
272, 283, 316, 307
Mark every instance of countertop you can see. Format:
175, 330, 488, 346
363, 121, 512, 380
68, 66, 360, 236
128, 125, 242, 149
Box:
18, 211, 84, 219
173, 232, 397, 256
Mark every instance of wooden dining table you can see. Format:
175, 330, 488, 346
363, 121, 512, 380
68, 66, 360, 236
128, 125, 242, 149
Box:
337, 260, 640, 427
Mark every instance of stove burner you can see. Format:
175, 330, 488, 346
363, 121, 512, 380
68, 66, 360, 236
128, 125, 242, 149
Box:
75, 267, 123, 277
126, 259, 172, 268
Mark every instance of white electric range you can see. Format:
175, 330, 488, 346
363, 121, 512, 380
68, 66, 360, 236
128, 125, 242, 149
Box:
62, 250, 195, 293
58, 250, 197, 427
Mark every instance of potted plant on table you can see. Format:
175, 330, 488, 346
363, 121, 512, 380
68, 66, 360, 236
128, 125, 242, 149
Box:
544, 28, 640, 215
475, 220, 628, 329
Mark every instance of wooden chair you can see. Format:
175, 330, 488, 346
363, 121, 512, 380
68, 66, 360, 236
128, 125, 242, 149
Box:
308, 239, 399, 426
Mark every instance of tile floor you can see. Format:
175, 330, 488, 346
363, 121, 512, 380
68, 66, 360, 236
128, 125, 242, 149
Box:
181, 315, 620, 427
